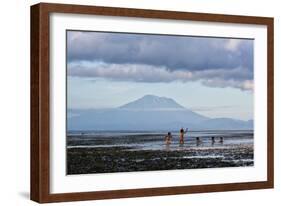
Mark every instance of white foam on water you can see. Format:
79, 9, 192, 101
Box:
181, 155, 224, 159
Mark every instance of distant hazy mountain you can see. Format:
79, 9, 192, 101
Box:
68, 95, 253, 131
119, 95, 184, 110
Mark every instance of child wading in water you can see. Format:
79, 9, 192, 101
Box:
165, 132, 172, 144
179, 128, 188, 144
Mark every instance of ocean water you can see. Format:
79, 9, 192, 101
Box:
67, 130, 253, 151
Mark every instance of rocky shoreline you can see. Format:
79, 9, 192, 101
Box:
67, 145, 253, 174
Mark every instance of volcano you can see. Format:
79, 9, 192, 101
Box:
67, 95, 252, 131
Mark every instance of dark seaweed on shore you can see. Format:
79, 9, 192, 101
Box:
67, 146, 253, 175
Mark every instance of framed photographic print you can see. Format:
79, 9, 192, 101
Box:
30, 3, 274, 203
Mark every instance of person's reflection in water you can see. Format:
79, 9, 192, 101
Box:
178, 142, 184, 151
165, 143, 171, 151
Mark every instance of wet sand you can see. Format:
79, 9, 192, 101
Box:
67, 144, 253, 174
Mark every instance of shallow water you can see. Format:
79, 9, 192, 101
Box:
67, 130, 253, 151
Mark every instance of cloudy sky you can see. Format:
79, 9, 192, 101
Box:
67, 31, 254, 120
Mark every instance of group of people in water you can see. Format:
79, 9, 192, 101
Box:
164, 128, 187, 145
164, 128, 224, 145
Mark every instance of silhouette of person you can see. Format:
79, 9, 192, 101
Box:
179, 128, 187, 144
211, 136, 215, 145
196, 137, 202, 146
219, 136, 224, 144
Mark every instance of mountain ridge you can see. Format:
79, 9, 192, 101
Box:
119, 95, 184, 110
68, 95, 253, 131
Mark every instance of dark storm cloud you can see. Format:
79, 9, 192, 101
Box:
67, 31, 254, 90
68, 31, 253, 72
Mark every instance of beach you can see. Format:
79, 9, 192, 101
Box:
67, 130, 254, 174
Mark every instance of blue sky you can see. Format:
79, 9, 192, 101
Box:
67, 31, 254, 120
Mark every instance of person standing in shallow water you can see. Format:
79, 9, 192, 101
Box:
211, 136, 215, 145
179, 128, 188, 144
165, 132, 172, 145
